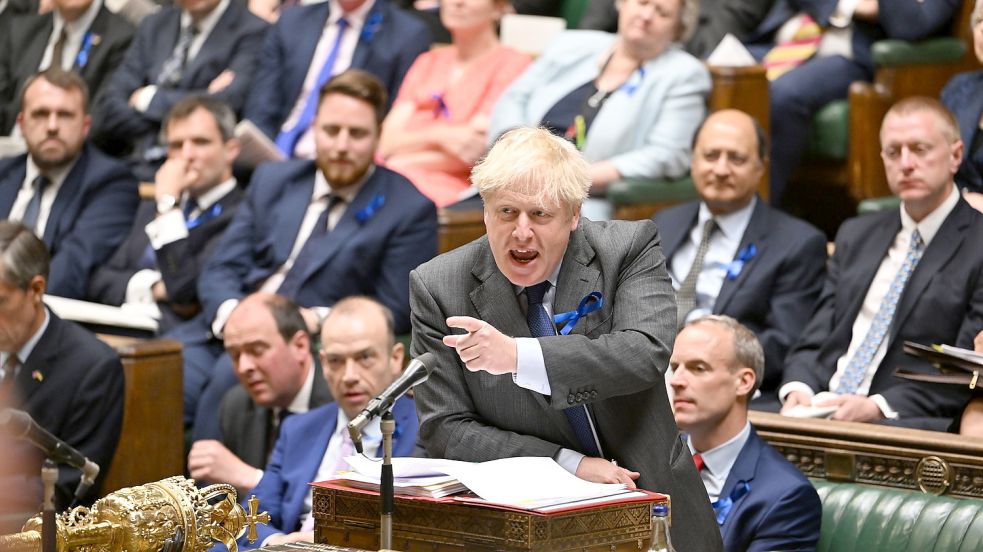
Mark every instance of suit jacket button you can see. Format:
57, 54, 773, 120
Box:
567, 394, 575, 404
590, 390, 598, 399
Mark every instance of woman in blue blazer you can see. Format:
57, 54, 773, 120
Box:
940, 0, 983, 203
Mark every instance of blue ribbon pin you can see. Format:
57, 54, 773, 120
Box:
355, 193, 385, 224
186, 203, 223, 230
725, 243, 757, 281
619, 66, 646, 97
431, 92, 451, 119
712, 480, 750, 525
361, 11, 383, 43
75, 32, 96, 69
552, 292, 603, 335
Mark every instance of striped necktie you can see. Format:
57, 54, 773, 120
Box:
676, 218, 717, 329
763, 14, 823, 81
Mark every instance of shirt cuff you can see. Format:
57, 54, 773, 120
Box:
212, 299, 240, 338
145, 209, 189, 249
778, 381, 816, 403
513, 337, 551, 395
248, 468, 264, 490
555, 448, 586, 475
869, 394, 899, 420
133, 85, 158, 113
125, 269, 162, 306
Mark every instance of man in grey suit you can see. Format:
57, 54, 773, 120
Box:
411, 127, 722, 550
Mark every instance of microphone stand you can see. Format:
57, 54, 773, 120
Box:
41, 460, 57, 552
379, 410, 395, 551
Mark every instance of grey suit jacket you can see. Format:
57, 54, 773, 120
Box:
410, 218, 722, 551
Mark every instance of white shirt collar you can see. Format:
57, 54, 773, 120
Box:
285, 360, 316, 414
181, 0, 229, 36
25, 155, 77, 191
53, 0, 102, 41
187, 177, 236, 211
687, 421, 751, 478
899, 183, 960, 247
697, 196, 756, 241
327, 0, 375, 29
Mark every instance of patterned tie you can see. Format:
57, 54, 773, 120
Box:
277, 195, 343, 298
157, 24, 199, 87
692, 453, 705, 472
526, 282, 601, 458
835, 229, 925, 395
21, 175, 50, 233
676, 219, 717, 329
275, 17, 350, 157
763, 14, 823, 81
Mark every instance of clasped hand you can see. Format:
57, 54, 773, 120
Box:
443, 316, 517, 375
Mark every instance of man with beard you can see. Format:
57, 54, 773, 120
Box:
175, 69, 437, 437
0, 68, 138, 299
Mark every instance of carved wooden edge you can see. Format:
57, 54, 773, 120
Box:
97, 335, 182, 358
750, 411, 983, 498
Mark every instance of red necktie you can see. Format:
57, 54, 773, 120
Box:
693, 453, 705, 472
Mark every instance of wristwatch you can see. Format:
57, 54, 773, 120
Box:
156, 194, 179, 215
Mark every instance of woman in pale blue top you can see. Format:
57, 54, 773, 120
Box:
489, 0, 710, 219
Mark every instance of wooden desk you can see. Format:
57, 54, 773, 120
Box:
96, 335, 184, 494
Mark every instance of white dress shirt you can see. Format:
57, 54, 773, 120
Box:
281, 0, 376, 159
11, 158, 77, 238
780, 185, 960, 417
669, 198, 755, 324
687, 421, 751, 502
39, 0, 103, 71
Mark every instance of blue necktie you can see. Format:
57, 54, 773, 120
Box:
525, 281, 601, 458
275, 17, 350, 157
21, 175, 49, 233
277, 195, 343, 298
835, 229, 925, 395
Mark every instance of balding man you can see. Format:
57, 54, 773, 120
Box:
654, 109, 827, 399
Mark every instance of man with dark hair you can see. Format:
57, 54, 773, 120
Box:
188, 292, 331, 494
91, 0, 267, 180
671, 315, 821, 551
243, 0, 430, 158
781, 97, 983, 429
240, 295, 417, 549
179, 69, 437, 440
654, 109, 826, 399
0, 220, 124, 510
0, 68, 139, 300
88, 96, 245, 334
0, 0, 134, 134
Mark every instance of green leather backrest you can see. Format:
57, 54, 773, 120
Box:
561, 0, 588, 28
807, 100, 849, 161
814, 480, 983, 552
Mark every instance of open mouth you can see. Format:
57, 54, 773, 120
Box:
510, 249, 538, 263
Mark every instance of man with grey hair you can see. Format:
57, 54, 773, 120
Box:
411, 126, 721, 550
88, 95, 244, 334
0, 220, 124, 510
670, 315, 821, 552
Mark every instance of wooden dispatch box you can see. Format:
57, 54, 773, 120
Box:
311, 482, 667, 551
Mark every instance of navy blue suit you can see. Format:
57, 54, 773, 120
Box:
941, 70, 983, 194
782, 198, 983, 428
238, 397, 419, 549
654, 199, 827, 391
91, 1, 267, 175
180, 160, 436, 433
243, 0, 431, 140
746, 0, 959, 204
715, 428, 821, 552
0, 144, 139, 299
87, 189, 244, 334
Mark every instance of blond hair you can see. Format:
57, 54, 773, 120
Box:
472, 127, 591, 211
882, 96, 961, 144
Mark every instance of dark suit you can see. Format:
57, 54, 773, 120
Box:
0, 143, 140, 299
715, 427, 821, 552
941, 70, 983, 194
7, 311, 124, 509
578, 0, 775, 59
87, 188, 244, 334
654, 199, 827, 391
217, 366, 332, 470
243, 0, 431, 139
91, 1, 267, 175
180, 160, 436, 432
0, 7, 134, 134
782, 197, 983, 427
745, 0, 960, 204
239, 397, 418, 549
410, 219, 722, 551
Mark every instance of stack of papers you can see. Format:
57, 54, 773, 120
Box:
331, 456, 647, 512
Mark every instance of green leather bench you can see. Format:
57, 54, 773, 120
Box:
814, 480, 983, 551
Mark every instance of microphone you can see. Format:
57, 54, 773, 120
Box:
348, 352, 435, 454
0, 408, 100, 501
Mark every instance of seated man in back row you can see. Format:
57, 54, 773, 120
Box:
781, 97, 983, 430
241, 295, 418, 549
671, 315, 821, 552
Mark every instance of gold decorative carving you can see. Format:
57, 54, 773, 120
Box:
0, 477, 268, 552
